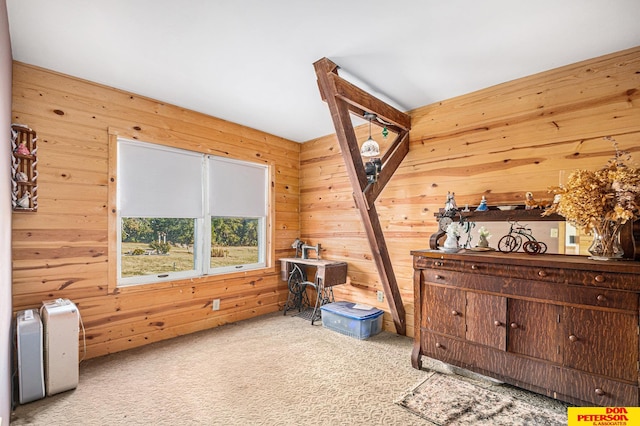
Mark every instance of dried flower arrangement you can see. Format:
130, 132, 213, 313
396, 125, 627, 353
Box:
545, 138, 639, 228
544, 137, 640, 258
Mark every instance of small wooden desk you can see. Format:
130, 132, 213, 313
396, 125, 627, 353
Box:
279, 258, 348, 323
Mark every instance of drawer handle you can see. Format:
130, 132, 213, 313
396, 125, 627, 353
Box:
451, 310, 460, 316
594, 275, 605, 283
434, 261, 443, 267
594, 388, 605, 396
537, 270, 547, 277
435, 274, 444, 280
569, 334, 578, 342
494, 320, 502, 327
596, 294, 606, 302
510, 322, 519, 329
470, 264, 478, 270
435, 342, 443, 349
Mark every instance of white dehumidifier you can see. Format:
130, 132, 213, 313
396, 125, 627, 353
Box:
16, 309, 45, 403
41, 298, 80, 396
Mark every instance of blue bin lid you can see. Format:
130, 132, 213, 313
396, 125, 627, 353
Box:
320, 301, 383, 320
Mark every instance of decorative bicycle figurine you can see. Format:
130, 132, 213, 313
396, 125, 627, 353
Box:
498, 220, 547, 255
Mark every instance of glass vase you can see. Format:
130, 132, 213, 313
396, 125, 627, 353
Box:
588, 219, 624, 260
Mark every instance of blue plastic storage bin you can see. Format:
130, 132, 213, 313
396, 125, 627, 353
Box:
320, 301, 383, 339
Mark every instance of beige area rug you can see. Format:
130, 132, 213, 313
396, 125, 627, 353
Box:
396, 371, 569, 426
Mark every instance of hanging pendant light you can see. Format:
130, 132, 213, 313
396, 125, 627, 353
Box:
360, 112, 380, 157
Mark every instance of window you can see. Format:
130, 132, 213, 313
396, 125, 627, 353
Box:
117, 139, 268, 286
207, 156, 267, 274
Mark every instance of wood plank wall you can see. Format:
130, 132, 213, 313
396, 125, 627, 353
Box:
11, 62, 300, 359
300, 46, 640, 337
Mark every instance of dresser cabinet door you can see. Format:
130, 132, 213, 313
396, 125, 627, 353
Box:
422, 284, 466, 338
466, 292, 506, 350
564, 307, 639, 382
508, 299, 563, 364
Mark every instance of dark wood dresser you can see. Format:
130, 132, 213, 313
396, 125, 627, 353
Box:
411, 250, 640, 406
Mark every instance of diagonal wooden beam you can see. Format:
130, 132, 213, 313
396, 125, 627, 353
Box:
317, 71, 411, 132
328, 73, 411, 131
313, 57, 411, 335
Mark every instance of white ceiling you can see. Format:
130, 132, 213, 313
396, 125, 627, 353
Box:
6, 1, 640, 143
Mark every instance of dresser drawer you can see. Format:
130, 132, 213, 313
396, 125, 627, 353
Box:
423, 269, 637, 311
555, 368, 639, 407
422, 269, 461, 286
421, 331, 557, 393
424, 270, 638, 314
459, 259, 514, 278
414, 255, 464, 272
421, 331, 640, 407
421, 330, 470, 366
509, 265, 640, 289
564, 286, 638, 311
566, 269, 640, 289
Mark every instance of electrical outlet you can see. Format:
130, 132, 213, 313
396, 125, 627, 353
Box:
377, 290, 384, 303
550, 228, 559, 238
212, 299, 221, 311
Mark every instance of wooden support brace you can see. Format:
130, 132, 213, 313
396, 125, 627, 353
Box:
313, 57, 411, 335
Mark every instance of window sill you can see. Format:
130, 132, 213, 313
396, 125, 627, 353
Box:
112, 266, 276, 294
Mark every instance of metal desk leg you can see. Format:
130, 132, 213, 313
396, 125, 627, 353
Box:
310, 278, 334, 325
284, 264, 309, 315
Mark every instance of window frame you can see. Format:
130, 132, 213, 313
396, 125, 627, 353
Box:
108, 133, 272, 291
117, 217, 204, 287
206, 216, 266, 275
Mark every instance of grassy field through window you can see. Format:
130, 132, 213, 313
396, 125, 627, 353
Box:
209, 246, 259, 268
121, 242, 258, 277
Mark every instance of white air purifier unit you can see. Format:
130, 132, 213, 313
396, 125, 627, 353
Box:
41, 298, 80, 396
16, 309, 45, 404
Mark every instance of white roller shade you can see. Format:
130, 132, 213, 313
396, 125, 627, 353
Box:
209, 157, 267, 217
118, 140, 203, 218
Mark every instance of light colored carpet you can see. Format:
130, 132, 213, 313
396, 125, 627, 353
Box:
11, 311, 568, 425
396, 371, 568, 425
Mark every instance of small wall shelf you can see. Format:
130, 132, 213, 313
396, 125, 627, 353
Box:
11, 124, 38, 211
455, 206, 563, 222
